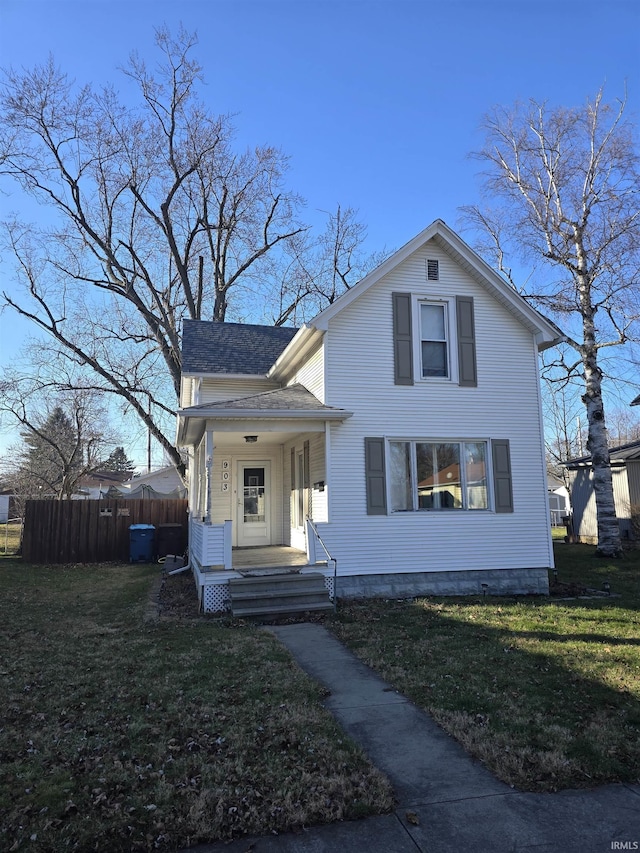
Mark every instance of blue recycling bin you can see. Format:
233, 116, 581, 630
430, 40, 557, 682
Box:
129, 524, 155, 563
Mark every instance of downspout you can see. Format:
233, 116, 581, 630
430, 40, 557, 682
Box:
205, 426, 214, 524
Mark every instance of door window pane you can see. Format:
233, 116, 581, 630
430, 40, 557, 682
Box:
244, 467, 265, 522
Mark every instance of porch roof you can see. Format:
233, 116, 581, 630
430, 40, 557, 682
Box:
176, 384, 353, 445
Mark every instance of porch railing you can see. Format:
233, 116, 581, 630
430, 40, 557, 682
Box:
305, 517, 337, 612
190, 517, 232, 569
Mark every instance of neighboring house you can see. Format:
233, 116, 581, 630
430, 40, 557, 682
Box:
74, 466, 185, 500
564, 440, 640, 543
74, 470, 133, 499
176, 220, 561, 611
548, 474, 570, 526
121, 465, 186, 499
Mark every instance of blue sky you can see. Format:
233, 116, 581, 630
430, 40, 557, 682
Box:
0, 0, 638, 463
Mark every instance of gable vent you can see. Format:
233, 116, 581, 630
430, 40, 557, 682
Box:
427, 259, 439, 281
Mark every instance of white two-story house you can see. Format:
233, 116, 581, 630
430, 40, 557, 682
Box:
176, 220, 560, 612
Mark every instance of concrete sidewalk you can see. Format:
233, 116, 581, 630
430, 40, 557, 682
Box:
187, 622, 640, 853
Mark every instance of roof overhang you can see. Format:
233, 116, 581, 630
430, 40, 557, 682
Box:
267, 325, 324, 382
176, 404, 352, 446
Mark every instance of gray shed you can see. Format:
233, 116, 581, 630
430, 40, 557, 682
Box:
564, 440, 640, 543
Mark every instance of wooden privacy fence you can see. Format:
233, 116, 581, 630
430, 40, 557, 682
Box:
22, 499, 189, 564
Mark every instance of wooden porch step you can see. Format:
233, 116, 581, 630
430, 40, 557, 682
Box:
230, 573, 326, 594
229, 572, 332, 619
232, 601, 335, 619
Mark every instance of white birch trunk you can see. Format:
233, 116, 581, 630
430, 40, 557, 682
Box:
577, 237, 621, 557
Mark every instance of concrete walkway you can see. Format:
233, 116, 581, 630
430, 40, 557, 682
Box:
187, 623, 640, 853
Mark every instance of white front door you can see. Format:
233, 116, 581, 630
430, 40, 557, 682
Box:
237, 462, 271, 546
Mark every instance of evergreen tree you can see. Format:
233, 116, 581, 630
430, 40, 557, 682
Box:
102, 447, 136, 474
6, 394, 109, 500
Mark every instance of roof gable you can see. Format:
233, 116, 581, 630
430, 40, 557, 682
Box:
309, 219, 562, 349
182, 320, 298, 375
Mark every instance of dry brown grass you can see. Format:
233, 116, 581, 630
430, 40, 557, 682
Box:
332, 544, 640, 792
0, 560, 393, 852
0, 520, 22, 555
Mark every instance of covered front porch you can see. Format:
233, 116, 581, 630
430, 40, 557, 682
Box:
176, 385, 351, 612
187, 520, 335, 613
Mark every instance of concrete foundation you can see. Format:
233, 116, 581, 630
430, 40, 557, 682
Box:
335, 567, 550, 599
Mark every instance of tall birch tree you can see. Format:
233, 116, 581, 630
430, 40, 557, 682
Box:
462, 88, 640, 556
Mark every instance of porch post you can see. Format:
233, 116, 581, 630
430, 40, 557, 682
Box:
205, 426, 214, 524
223, 519, 232, 569
324, 421, 332, 522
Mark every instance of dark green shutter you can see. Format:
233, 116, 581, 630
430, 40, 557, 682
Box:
492, 439, 513, 513
365, 438, 387, 515
456, 296, 477, 387
291, 447, 295, 491
393, 292, 414, 385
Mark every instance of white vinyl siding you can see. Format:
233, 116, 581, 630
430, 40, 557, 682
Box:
319, 240, 553, 576
199, 377, 279, 404
288, 342, 325, 401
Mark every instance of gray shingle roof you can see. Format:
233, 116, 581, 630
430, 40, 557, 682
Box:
564, 439, 640, 468
181, 320, 299, 375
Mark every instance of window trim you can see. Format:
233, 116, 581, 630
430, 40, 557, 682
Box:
387, 437, 492, 513
414, 296, 458, 383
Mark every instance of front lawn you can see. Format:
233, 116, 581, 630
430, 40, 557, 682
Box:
332, 543, 640, 792
0, 560, 393, 852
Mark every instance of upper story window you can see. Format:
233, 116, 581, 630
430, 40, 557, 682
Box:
420, 302, 449, 378
392, 292, 477, 388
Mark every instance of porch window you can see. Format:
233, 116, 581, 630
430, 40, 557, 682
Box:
389, 440, 488, 511
293, 448, 307, 528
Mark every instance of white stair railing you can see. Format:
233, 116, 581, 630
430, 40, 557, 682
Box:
305, 517, 337, 612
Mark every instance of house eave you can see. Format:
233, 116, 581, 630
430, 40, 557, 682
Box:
267, 326, 324, 381
176, 407, 352, 447
181, 370, 273, 380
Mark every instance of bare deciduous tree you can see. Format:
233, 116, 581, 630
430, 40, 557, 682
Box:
0, 376, 113, 503
462, 87, 640, 556
0, 27, 372, 474
542, 372, 585, 482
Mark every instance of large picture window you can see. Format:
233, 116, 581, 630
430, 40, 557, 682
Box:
389, 440, 488, 512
